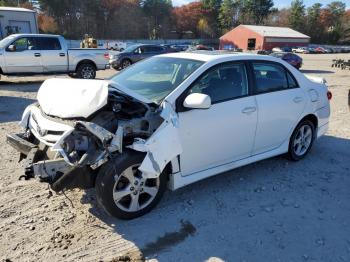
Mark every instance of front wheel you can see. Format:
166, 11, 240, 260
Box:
76, 63, 96, 79
121, 59, 132, 69
288, 120, 315, 161
95, 150, 167, 219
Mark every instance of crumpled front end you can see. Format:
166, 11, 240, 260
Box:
7, 80, 182, 193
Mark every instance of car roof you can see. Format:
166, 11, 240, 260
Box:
159, 51, 280, 63
7, 33, 61, 38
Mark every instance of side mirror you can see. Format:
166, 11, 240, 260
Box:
183, 93, 211, 109
7, 44, 16, 52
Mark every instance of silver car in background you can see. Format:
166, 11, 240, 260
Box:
0, 34, 110, 79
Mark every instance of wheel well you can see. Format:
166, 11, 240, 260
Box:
300, 114, 318, 129
122, 58, 131, 63
76, 60, 96, 71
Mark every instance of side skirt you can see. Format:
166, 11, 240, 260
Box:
168, 140, 289, 191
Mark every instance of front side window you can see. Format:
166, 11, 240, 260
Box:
110, 57, 203, 104
252, 63, 289, 94
9, 37, 39, 52
187, 62, 249, 104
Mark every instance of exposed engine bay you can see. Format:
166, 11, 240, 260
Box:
7, 78, 182, 192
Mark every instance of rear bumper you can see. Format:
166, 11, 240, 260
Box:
317, 122, 329, 139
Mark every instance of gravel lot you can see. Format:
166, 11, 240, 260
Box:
0, 54, 349, 262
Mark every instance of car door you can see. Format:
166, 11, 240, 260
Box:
38, 37, 67, 73
3, 36, 43, 73
132, 46, 144, 62
140, 46, 156, 59
251, 61, 306, 155
177, 62, 258, 176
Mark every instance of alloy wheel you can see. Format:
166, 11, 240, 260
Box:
81, 65, 95, 79
112, 164, 160, 212
293, 124, 313, 156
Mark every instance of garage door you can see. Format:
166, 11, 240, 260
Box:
9, 20, 31, 34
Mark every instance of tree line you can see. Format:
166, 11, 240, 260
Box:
0, 0, 349, 44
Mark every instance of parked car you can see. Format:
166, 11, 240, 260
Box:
7, 52, 331, 219
108, 41, 127, 51
293, 47, 310, 54
272, 46, 292, 53
109, 44, 167, 70
270, 52, 303, 69
314, 47, 328, 54
161, 44, 178, 53
172, 44, 191, 52
0, 34, 110, 79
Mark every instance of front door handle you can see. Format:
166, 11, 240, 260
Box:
34, 53, 41, 57
242, 107, 257, 114
293, 97, 303, 103
59, 53, 66, 57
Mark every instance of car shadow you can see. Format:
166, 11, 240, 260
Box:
82, 135, 350, 261
300, 69, 335, 74
0, 81, 43, 93
0, 96, 36, 123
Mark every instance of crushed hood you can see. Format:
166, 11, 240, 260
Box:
37, 78, 109, 119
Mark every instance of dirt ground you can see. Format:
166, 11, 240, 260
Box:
0, 54, 349, 262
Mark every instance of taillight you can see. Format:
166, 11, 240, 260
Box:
327, 91, 332, 100
104, 53, 109, 59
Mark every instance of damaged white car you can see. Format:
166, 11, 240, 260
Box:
7, 52, 331, 219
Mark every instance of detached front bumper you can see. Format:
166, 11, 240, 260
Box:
6, 132, 95, 191
6, 133, 37, 155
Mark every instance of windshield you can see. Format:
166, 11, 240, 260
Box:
0, 35, 16, 49
110, 57, 204, 104
122, 44, 139, 53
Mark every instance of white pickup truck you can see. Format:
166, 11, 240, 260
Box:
0, 34, 110, 79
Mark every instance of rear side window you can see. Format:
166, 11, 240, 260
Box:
287, 71, 298, 88
252, 63, 289, 94
38, 37, 62, 50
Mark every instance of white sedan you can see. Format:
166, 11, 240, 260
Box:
7, 52, 331, 219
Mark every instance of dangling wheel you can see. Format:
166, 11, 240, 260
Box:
95, 150, 167, 219
288, 120, 315, 161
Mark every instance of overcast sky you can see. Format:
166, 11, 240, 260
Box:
172, 0, 350, 8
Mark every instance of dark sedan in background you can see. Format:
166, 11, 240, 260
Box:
270, 52, 303, 69
109, 44, 167, 70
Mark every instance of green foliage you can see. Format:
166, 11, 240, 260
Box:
289, 0, 305, 32
1, 0, 346, 44
218, 0, 240, 32
242, 0, 275, 25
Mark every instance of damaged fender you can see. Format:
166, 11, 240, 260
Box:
129, 101, 182, 178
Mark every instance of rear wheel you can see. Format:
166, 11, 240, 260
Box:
76, 63, 96, 79
288, 120, 315, 161
95, 150, 167, 219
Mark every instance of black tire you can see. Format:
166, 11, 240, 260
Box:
287, 119, 315, 161
95, 150, 167, 220
112, 65, 119, 71
121, 59, 132, 69
68, 73, 76, 78
76, 63, 96, 79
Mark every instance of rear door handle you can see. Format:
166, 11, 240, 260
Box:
242, 107, 257, 114
293, 97, 303, 103
34, 53, 41, 57
59, 53, 66, 57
